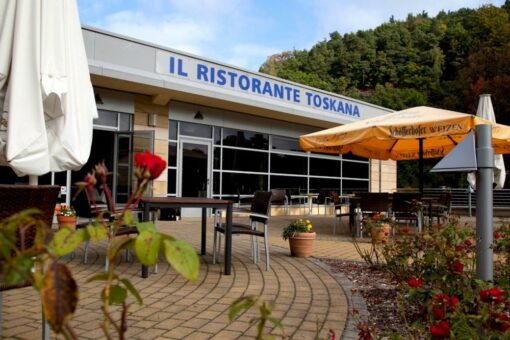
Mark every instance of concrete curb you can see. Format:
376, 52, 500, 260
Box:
313, 258, 370, 340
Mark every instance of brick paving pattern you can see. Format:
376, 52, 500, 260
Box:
1, 215, 370, 339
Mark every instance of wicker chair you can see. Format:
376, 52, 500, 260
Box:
0, 184, 60, 339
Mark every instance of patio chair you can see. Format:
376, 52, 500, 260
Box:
213, 191, 272, 271
331, 191, 351, 235
357, 192, 390, 237
0, 184, 60, 340
425, 192, 452, 224
73, 189, 139, 265
313, 190, 332, 215
270, 188, 288, 215
391, 192, 421, 227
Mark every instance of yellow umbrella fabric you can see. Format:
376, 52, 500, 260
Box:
300, 106, 510, 160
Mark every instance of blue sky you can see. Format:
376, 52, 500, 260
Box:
77, 0, 506, 71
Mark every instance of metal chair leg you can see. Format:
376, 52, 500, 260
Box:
264, 224, 270, 271
83, 240, 90, 264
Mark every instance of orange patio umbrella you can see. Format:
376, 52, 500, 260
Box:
299, 106, 510, 192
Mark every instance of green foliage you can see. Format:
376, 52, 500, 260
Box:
282, 218, 313, 240
229, 296, 284, 340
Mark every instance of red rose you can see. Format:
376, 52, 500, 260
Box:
465, 239, 473, 246
494, 231, 503, 240
430, 321, 450, 338
432, 307, 445, 320
455, 245, 465, 252
449, 296, 459, 308
135, 150, 167, 180
480, 287, 505, 304
408, 277, 423, 288
451, 260, 464, 274
490, 312, 510, 332
403, 227, 411, 233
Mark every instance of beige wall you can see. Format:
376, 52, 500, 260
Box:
133, 95, 169, 197
370, 160, 397, 193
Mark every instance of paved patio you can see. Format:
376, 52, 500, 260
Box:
1, 215, 368, 339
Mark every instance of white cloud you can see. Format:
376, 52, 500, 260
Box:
223, 43, 282, 70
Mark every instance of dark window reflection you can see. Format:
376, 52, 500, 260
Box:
169, 120, 178, 140
270, 175, 307, 192
167, 169, 176, 194
180, 121, 212, 138
119, 113, 132, 131
343, 153, 367, 161
222, 149, 268, 172
213, 147, 221, 169
272, 136, 303, 152
214, 127, 221, 145
270, 154, 307, 175
213, 171, 220, 194
221, 173, 267, 195
223, 128, 268, 150
310, 158, 340, 177
168, 142, 177, 167
343, 161, 369, 179
342, 179, 368, 194
309, 178, 340, 193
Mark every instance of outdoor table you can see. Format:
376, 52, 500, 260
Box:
139, 197, 233, 277
420, 196, 436, 226
304, 193, 319, 215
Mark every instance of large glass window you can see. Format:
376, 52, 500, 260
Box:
180, 121, 212, 138
309, 178, 340, 193
270, 175, 307, 192
270, 154, 307, 175
310, 157, 341, 177
343, 161, 369, 178
168, 120, 371, 199
222, 128, 268, 150
272, 136, 303, 152
222, 148, 268, 172
167, 169, 177, 195
221, 173, 267, 195
342, 179, 369, 193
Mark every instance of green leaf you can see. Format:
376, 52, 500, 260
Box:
121, 278, 143, 305
48, 228, 86, 256
86, 224, 107, 242
107, 237, 134, 260
136, 222, 157, 233
228, 296, 257, 322
41, 261, 78, 333
269, 317, 283, 330
5, 255, 34, 286
109, 285, 127, 305
135, 230, 161, 266
122, 210, 135, 226
163, 239, 199, 283
86, 273, 118, 283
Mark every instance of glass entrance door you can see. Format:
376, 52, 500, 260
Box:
178, 138, 211, 198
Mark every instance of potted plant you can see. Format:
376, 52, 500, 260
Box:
363, 212, 393, 244
56, 204, 77, 230
282, 219, 316, 257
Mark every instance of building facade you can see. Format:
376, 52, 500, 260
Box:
0, 26, 397, 208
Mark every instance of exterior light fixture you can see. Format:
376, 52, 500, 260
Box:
148, 113, 157, 127
194, 111, 204, 120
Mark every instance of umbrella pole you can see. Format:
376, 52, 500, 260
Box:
419, 138, 424, 195
29, 175, 38, 185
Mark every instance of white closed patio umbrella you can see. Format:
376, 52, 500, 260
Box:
0, 0, 97, 182
467, 94, 506, 189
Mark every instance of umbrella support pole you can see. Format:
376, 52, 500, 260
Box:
475, 124, 494, 281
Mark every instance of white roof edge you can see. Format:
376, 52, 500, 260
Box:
82, 25, 393, 114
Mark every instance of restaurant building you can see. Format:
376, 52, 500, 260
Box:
1, 26, 396, 210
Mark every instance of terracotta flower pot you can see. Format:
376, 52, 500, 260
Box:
370, 223, 392, 243
288, 232, 316, 257
57, 215, 77, 230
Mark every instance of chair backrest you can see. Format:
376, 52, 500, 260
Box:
270, 189, 286, 204
358, 192, 390, 213
0, 185, 60, 250
251, 191, 272, 223
392, 192, 421, 213
330, 191, 341, 205
73, 188, 95, 219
